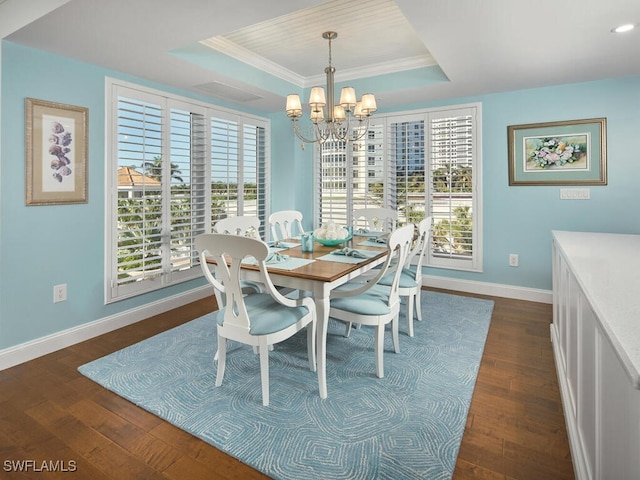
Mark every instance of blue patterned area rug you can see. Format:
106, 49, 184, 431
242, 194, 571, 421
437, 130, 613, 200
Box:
79, 291, 494, 480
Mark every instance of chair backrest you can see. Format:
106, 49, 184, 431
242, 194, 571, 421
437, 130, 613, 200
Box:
380, 224, 415, 304
405, 216, 432, 278
269, 210, 304, 241
195, 233, 271, 333
353, 207, 397, 233
214, 216, 261, 239
352, 224, 414, 306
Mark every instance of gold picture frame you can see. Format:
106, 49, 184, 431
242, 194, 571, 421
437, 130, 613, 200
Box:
507, 117, 607, 186
26, 98, 88, 205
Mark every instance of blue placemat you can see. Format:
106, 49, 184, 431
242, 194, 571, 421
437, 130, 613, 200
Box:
356, 239, 388, 247
268, 241, 300, 250
242, 257, 315, 270
316, 249, 379, 264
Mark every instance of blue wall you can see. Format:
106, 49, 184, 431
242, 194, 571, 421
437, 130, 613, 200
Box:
2, 40, 640, 351
0, 41, 288, 349
420, 79, 640, 288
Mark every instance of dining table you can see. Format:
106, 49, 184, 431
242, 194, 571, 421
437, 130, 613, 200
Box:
208, 235, 388, 399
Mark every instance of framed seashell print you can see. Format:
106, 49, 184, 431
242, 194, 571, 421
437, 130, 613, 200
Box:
25, 98, 88, 205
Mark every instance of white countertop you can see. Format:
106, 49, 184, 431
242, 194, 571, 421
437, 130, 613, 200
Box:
553, 230, 640, 388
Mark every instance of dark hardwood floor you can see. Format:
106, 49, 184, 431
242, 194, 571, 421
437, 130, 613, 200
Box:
0, 289, 574, 479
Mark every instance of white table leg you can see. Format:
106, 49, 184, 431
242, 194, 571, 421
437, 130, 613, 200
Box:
314, 284, 330, 399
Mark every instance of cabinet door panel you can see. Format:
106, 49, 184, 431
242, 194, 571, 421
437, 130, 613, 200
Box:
597, 327, 640, 479
566, 271, 579, 414
577, 296, 597, 479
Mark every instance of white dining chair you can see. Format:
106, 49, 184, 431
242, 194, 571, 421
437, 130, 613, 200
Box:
328, 224, 414, 378
376, 216, 432, 337
214, 215, 261, 239
269, 210, 304, 241
195, 233, 317, 406
353, 207, 397, 233
268, 210, 307, 298
213, 215, 263, 295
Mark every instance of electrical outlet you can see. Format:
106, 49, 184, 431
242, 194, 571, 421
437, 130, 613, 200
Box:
509, 254, 519, 267
53, 284, 67, 303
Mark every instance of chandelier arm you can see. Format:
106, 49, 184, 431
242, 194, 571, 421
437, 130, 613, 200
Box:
318, 123, 335, 143
292, 119, 325, 144
351, 116, 371, 142
342, 114, 354, 138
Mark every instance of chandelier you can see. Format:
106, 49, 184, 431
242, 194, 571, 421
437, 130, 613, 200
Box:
285, 31, 377, 145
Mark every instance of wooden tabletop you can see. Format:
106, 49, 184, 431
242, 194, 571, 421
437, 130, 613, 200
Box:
206, 239, 388, 283
261, 242, 387, 282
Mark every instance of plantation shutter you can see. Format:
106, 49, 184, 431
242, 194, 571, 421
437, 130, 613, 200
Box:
387, 115, 426, 226
241, 122, 267, 233
317, 123, 392, 229
315, 104, 481, 272
210, 115, 239, 223
114, 93, 165, 298
108, 81, 270, 302
168, 106, 207, 279
210, 114, 268, 239
427, 106, 481, 270
318, 138, 349, 227
352, 123, 394, 230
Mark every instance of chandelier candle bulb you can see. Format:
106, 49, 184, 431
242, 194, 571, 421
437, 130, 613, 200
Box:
309, 87, 326, 107
340, 87, 357, 109
354, 101, 365, 120
361, 93, 377, 114
311, 108, 324, 123
286, 94, 302, 117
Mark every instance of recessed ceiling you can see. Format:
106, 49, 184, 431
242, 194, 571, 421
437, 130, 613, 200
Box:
199, 0, 437, 87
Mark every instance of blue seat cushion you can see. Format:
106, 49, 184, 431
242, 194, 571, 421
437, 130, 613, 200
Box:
377, 269, 418, 288
333, 281, 390, 298
330, 290, 392, 316
218, 293, 309, 335
403, 265, 418, 276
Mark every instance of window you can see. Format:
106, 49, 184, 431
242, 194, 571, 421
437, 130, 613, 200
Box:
317, 123, 391, 228
209, 114, 267, 234
106, 80, 269, 302
316, 103, 482, 272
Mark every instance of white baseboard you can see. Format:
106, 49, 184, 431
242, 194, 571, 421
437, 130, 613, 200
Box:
0, 286, 212, 371
423, 274, 552, 304
0, 278, 551, 371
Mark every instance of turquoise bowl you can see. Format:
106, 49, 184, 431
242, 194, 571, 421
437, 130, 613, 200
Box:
315, 236, 351, 246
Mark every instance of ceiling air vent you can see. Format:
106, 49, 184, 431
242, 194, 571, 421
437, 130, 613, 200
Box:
193, 82, 262, 103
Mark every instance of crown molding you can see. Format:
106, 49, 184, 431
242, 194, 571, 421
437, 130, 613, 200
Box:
304, 55, 437, 88
201, 37, 306, 87
201, 38, 437, 89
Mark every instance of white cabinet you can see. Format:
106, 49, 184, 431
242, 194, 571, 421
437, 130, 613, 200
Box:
552, 231, 640, 480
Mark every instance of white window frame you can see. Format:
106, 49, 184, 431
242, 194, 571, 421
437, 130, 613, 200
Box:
314, 102, 482, 272
105, 78, 270, 303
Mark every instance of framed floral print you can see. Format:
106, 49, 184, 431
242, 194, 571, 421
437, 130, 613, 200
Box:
26, 98, 89, 205
507, 117, 607, 186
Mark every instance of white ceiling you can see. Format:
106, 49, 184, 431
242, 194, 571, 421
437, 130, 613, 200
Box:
3, 0, 640, 113
201, 0, 436, 87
